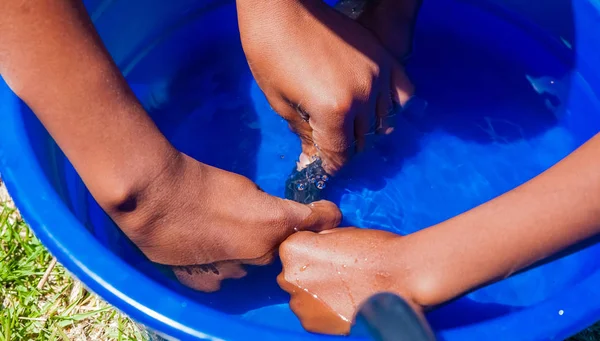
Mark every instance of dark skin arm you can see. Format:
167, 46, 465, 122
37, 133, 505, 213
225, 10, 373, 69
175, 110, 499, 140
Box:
0, 0, 175, 204
237, 0, 415, 173
0, 0, 341, 291
279, 133, 600, 334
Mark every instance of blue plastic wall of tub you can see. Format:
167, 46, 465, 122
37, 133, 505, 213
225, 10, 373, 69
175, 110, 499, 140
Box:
1, 0, 600, 340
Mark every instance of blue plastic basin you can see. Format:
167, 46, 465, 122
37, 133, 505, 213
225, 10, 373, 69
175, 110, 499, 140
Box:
1, 0, 600, 340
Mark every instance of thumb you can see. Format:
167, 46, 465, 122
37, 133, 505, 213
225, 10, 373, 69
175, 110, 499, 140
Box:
286, 200, 342, 233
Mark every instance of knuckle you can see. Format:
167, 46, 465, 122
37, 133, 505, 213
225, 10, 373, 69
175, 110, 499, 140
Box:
368, 60, 381, 78
314, 94, 354, 117
331, 208, 343, 227
279, 231, 312, 256
289, 296, 303, 314
278, 238, 295, 260
249, 251, 277, 266
276, 272, 288, 288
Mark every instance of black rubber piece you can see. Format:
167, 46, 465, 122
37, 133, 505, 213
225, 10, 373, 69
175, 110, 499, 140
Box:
284, 158, 331, 204
355, 293, 437, 341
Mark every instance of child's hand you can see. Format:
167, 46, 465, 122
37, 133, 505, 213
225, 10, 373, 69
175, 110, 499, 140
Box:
277, 228, 426, 335
110, 152, 341, 292
1, 0, 343, 293
237, 0, 414, 174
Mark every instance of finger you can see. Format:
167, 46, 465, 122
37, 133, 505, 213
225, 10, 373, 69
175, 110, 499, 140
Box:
275, 199, 339, 247
270, 97, 318, 159
391, 62, 415, 107
172, 261, 247, 292
291, 105, 320, 160
354, 111, 371, 153
288, 295, 334, 335
243, 249, 277, 266
375, 91, 395, 135
311, 120, 354, 174
276, 272, 291, 293
286, 284, 353, 335
294, 200, 342, 233
277, 269, 306, 296
317, 229, 339, 235
318, 227, 359, 235
277, 273, 314, 329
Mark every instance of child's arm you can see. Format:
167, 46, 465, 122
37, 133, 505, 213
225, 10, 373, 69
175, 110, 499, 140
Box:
236, 0, 414, 174
405, 132, 600, 305
0, 0, 175, 206
278, 132, 600, 334
0, 0, 341, 292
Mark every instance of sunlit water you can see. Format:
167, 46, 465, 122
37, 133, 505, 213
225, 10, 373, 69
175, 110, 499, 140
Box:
118, 0, 600, 335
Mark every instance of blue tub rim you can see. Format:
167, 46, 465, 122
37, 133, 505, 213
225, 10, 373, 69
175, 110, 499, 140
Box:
2, 0, 600, 339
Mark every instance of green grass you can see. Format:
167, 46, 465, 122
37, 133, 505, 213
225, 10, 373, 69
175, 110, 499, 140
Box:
0, 201, 147, 340
0, 182, 598, 341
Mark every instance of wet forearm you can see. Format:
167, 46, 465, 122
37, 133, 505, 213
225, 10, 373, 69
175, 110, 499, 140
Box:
402, 133, 600, 307
0, 1, 177, 208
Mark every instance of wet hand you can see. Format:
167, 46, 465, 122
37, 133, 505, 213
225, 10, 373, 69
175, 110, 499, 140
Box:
277, 228, 424, 335
109, 152, 341, 292
238, 0, 414, 174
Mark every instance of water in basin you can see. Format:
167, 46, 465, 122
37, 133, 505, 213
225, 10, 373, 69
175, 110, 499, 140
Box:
21, 0, 600, 337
